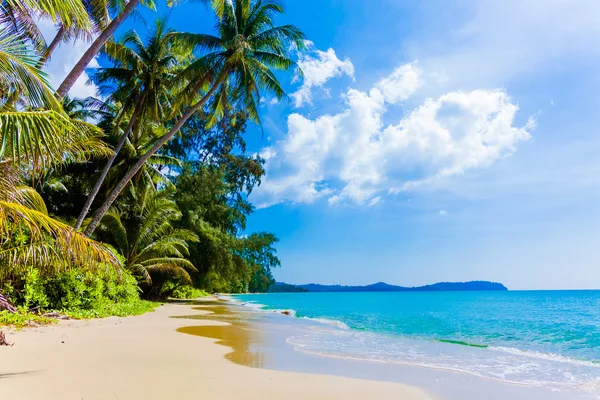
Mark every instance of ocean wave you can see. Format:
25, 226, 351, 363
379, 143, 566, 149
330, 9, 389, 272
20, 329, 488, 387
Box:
300, 316, 350, 329
489, 346, 600, 368
286, 328, 600, 394
233, 298, 350, 328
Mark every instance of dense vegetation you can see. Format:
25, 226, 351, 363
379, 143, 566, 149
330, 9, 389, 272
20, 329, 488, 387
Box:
0, 0, 303, 324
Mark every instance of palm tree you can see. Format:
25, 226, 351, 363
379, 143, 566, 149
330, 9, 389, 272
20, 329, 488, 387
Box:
0, 31, 120, 300
0, 165, 120, 284
0, 33, 111, 168
84, 0, 305, 235
61, 95, 107, 121
74, 19, 185, 230
97, 186, 198, 291
55, 0, 159, 99
1, 0, 93, 57
102, 121, 182, 193
35, 0, 116, 68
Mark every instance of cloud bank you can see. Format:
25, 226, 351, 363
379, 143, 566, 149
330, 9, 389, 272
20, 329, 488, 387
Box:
254, 63, 533, 207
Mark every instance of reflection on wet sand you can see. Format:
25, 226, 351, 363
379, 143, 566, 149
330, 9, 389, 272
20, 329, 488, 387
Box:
175, 302, 267, 368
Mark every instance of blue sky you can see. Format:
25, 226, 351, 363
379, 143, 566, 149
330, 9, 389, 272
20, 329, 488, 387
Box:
42, 0, 600, 289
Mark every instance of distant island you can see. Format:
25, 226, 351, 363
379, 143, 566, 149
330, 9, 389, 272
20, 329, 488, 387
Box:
268, 281, 507, 293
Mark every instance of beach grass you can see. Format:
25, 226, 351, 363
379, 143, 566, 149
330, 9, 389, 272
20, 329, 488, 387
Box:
0, 310, 56, 329
0, 300, 160, 329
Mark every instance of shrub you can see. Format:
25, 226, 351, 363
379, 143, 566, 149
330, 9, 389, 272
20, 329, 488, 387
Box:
170, 285, 208, 299
23, 269, 49, 309
160, 279, 208, 299
1, 266, 158, 323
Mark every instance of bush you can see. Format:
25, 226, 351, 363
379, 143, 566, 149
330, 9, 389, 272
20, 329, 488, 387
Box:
1, 266, 159, 323
160, 280, 208, 299
170, 285, 208, 299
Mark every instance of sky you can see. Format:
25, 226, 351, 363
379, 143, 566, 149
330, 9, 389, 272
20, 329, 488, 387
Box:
41, 0, 600, 290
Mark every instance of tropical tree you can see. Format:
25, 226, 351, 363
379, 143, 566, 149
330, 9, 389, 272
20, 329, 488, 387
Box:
56, 0, 158, 99
96, 186, 198, 294
36, 0, 117, 68
74, 19, 185, 230
0, 0, 93, 57
84, 0, 305, 236
0, 31, 119, 306
61, 95, 108, 121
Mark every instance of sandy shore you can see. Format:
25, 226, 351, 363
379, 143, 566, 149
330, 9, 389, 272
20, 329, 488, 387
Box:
0, 299, 434, 400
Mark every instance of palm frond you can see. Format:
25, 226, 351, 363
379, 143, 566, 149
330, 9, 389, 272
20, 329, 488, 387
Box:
0, 33, 59, 110
0, 201, 120, 281
0, 110, 108, 168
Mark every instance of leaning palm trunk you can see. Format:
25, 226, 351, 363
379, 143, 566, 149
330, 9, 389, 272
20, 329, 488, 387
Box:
36, 25, 66, 68
74, 94, 146, 230
55, 0, 140, 99
84, 69, 228, 236
0, 291, 16, 313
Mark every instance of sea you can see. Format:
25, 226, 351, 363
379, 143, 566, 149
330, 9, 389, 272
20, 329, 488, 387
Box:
235, 291, 600, 398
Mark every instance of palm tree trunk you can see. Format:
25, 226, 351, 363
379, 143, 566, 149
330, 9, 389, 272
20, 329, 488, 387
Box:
74, 94, 146, 231
84, 70, 229, 236
55, 0, 140, 99
37, 25, 66, 68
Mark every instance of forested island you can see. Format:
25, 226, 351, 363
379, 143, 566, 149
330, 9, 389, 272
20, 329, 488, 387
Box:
269, 281, 508, 293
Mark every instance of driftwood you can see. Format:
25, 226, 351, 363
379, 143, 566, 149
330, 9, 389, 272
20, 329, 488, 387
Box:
0, 331, 12, 346
0, 291, 17, 313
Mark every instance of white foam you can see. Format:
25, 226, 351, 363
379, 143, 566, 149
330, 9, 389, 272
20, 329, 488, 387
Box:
285, 328, 600, 395
489, 346, 600, 368
300, 316, 350, 329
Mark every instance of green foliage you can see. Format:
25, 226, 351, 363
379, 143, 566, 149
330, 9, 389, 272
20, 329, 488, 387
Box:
4, 266, 158, 321
61, 299, 157, 319
0, 310, 54, 328
1, 0, 302, 303
42, 267, 140, 311
97, 187, 199, 293
166, 283, 208, 299
23, 269, 49, 308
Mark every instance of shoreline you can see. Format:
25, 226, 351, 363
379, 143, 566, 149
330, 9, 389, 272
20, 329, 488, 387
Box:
229, 294, 594, 400
0, 298, 435, 400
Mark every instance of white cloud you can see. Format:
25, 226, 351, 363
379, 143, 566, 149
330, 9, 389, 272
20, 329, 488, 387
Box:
376, 63, 422, 104
369, 197, 382, 207
37, 20, 99, 99
253, 63, 533, 208
439, 210, 448, 215
291, 43, 354, 107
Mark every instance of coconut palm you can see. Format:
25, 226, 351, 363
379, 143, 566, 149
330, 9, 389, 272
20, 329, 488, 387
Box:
0, 32, 112, 169
0, 31, 119, 296
61, 95, 109, 121
55, 0, 230, 98
101, 121, 182, 195
0, 0, 93, 57
56, 0, 159, 99
74, 19, 186, 230
0, 165, 120, 285
96, 186, 198, 289
84, 0, 305, 235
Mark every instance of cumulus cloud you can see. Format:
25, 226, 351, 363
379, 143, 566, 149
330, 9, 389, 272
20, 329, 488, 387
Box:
376, 63, 422, 103
253, 63, 533, 207
291, 41, 354, 107
37, 19, 99, 99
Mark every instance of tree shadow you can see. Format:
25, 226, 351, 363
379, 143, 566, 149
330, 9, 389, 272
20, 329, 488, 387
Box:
0, 371, 38, 379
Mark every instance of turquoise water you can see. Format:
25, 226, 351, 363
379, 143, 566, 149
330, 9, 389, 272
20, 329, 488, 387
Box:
236, 291, 600, 395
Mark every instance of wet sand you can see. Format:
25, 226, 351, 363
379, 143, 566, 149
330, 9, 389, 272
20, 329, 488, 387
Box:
0, 298, 435, 399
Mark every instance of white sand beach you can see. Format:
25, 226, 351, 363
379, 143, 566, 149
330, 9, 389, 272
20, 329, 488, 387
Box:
0, 299, 434, 400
